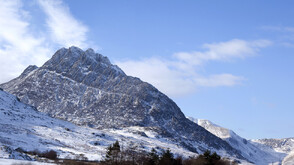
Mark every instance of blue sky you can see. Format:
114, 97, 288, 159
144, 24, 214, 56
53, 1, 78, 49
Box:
0, 0, 293, 139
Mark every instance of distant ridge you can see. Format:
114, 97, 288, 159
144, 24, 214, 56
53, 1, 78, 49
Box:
188, 117, 292, 164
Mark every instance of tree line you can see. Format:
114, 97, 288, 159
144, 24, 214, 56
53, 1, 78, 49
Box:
100, 141, 238, 165
20, 141, 239, 165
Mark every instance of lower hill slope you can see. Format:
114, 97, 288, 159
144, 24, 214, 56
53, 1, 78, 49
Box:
0, 89, 246, 163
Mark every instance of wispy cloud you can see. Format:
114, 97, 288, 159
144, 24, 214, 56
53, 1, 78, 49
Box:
37, 0, 89, 48
174, 39, 271, 65
0, 0, 50, 83
116, 39, 271, 98
261, 25, 294, 47
0, 0, 91, 83
195, 74, 245, 87
261, 26, 294, 33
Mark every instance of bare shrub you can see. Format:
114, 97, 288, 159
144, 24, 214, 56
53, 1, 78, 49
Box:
42, 150, 58, 160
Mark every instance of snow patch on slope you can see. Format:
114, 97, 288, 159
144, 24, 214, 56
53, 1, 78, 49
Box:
188, 118, 232, 139
282, 151, 294, 165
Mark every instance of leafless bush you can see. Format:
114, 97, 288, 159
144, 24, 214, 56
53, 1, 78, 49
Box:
42, 150, 58, 160
26, 149, 57, 160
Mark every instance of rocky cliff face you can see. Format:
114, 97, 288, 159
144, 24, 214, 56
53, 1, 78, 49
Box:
0, 46, 244, 159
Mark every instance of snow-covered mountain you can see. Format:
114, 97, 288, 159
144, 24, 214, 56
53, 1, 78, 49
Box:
188, 117, 293, 165
0, 46, 245, 160
252, 138, 294, 154
252, 138, 294, 164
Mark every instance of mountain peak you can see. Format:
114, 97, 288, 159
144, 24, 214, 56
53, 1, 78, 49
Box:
20, 65, 38, 78
188, 117, 232, 139
85, 48, 95, 54
41, 46, 125, 85
44, 46, 112, 67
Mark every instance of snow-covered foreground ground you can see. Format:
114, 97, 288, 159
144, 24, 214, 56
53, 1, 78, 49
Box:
0, 158, 55, 165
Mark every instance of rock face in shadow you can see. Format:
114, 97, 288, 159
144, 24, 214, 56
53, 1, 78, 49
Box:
0, 46, 244, 159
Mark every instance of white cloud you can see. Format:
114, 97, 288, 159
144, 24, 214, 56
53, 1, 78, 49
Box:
37, 0, 88, 48
0, 0, 91, 83
116, 39, 270, 98
0, 0, 50, 83
174, 39, 271, 65
195, 74, 245, 87
116, 58, 196, 97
